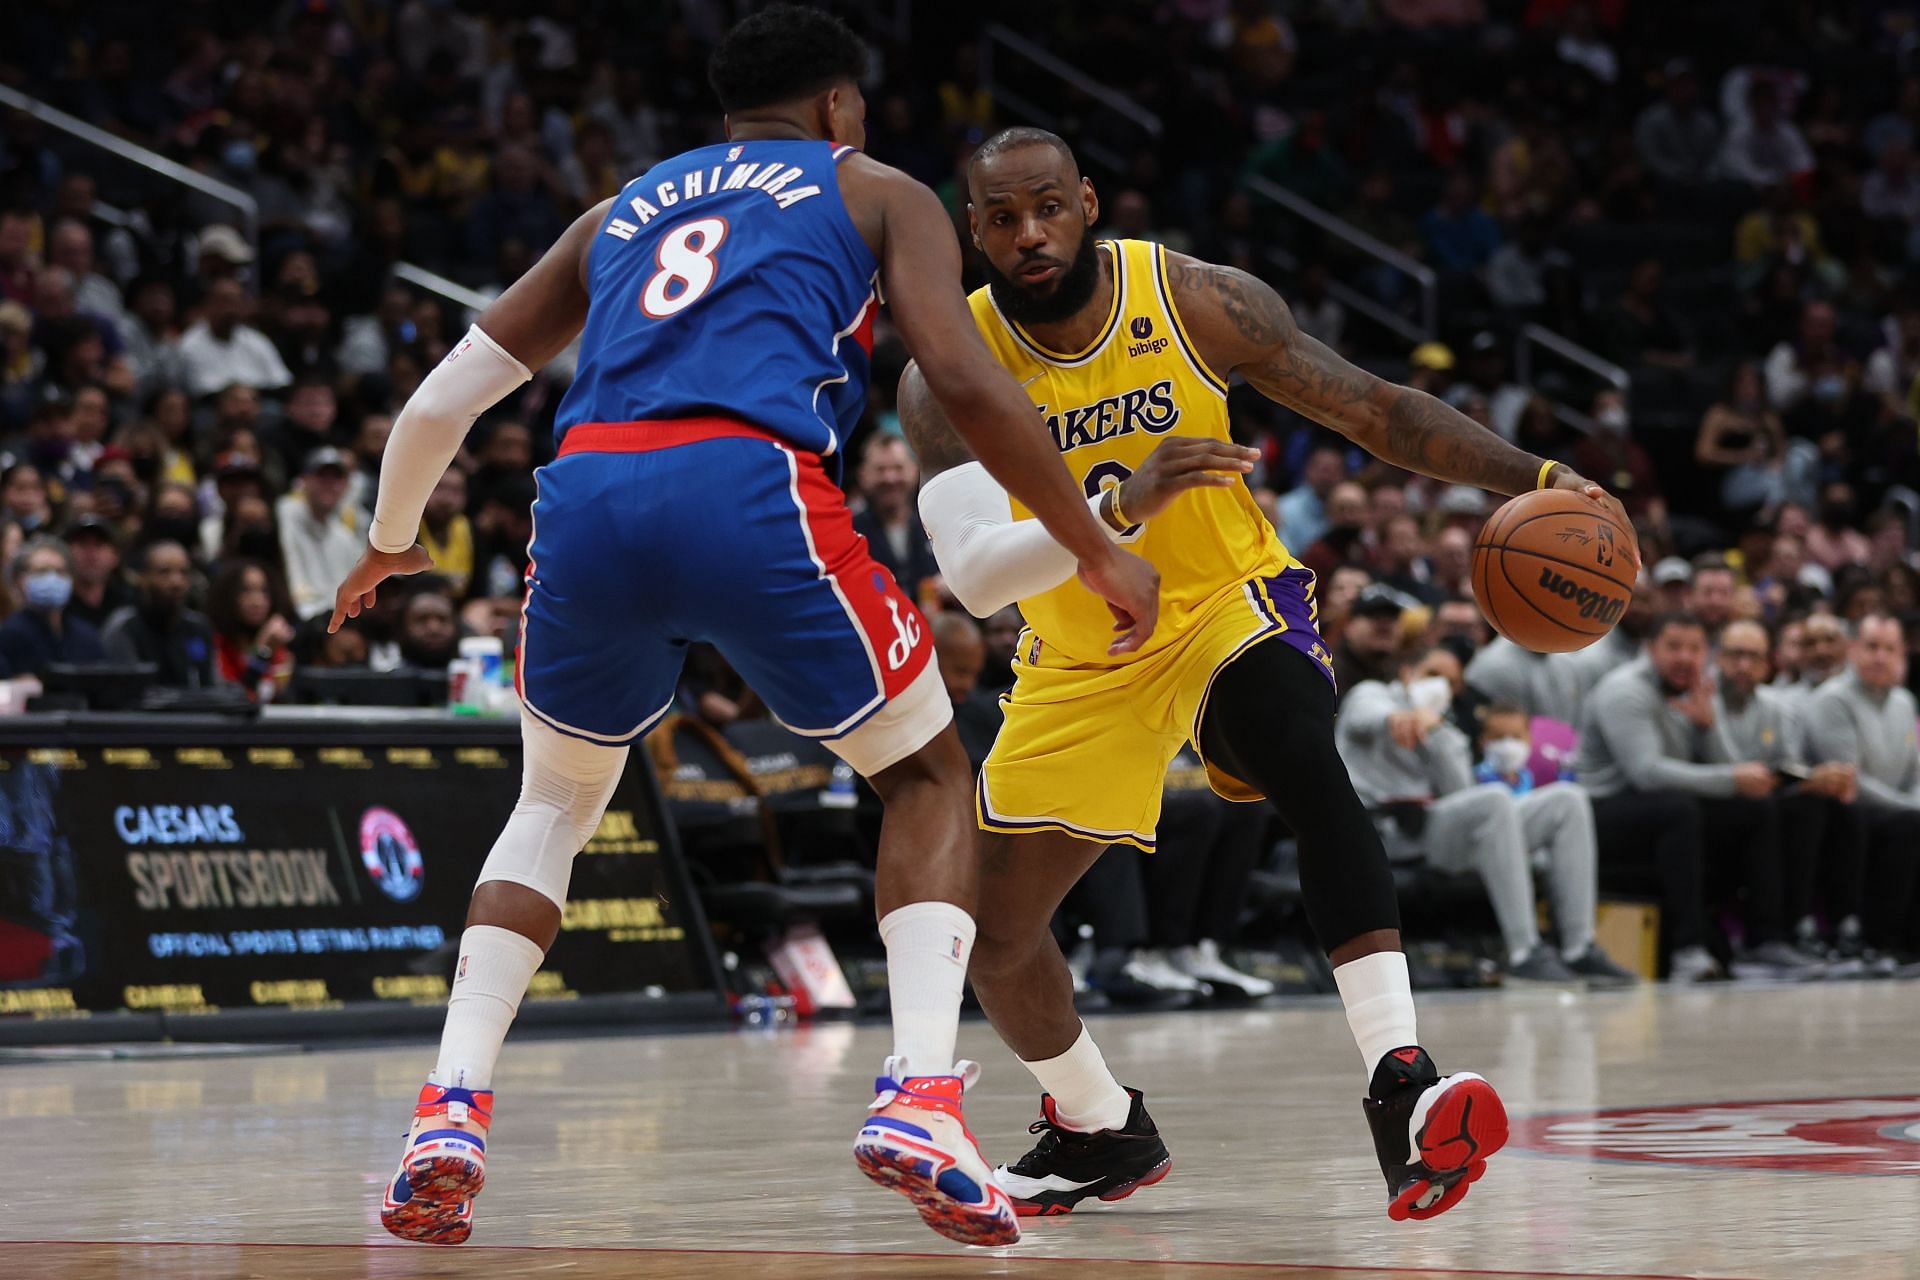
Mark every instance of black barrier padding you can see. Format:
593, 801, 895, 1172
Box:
0, 713, 728, 1038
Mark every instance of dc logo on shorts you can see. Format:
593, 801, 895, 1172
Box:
884, 597, 922, 671
360, 806, 425, 902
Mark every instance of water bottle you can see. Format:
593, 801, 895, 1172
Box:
459, 636, 505, 714
445, 654, 475, 713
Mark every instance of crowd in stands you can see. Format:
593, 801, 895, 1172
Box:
1, 2, 1918, 987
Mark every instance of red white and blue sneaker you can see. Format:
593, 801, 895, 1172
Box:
995, 1087, 1172, 1217
1363, 1046, 1508, 1222
381, 1166, 474, 1245
379, 1082, 493, 1244
853, 1057, 1020, 1247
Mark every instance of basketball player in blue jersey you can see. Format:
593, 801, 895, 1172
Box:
330, 8, 1159, 1249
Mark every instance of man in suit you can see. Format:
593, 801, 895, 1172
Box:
853, 433, 939, 604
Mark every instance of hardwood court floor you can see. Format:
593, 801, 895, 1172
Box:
1, 983, 1916, 1279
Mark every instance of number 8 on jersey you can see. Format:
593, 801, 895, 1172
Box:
642, 217, 730, 318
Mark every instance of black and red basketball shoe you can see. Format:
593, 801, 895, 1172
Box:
994, 1088, 1172, 1217
1363, 1046, 1508, 1222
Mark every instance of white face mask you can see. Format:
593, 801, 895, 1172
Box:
1596, 405, 1629, 433
1483, 736, 1531, 776
1406, 675, 1453, 716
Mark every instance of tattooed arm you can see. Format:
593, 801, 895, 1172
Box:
1168, 253, 1635, 547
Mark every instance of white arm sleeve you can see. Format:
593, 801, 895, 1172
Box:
917, 461, 1123, 618
369, 324, 532, 552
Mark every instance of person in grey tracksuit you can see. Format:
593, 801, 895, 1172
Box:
1714, 620, 1863, 952
1576, 613, 1814, 981
1804, 614, 1920, 958
1336, 647, 1624, 986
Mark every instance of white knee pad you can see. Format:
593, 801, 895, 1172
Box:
475, 709, 630, 908
827, 661, 952, 778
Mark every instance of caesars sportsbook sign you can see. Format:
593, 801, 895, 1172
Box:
0, 740, 716, 1021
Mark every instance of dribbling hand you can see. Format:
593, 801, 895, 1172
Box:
329, 544, 435, 634
1549, 469, 1640, 571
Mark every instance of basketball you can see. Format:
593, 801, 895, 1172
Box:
1471, 489, 1635, 653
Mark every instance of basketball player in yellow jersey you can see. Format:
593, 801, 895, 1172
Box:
898, 127, 1637, 1224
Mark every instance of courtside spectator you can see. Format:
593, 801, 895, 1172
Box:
0, 536, 107, 677
102, 540, 215, 687
1338, 648, 1606, 985
1805, 616, 1920, 964
853, 434, 937, 605
205, 559, 295, 699
1576, 613, 1816, 980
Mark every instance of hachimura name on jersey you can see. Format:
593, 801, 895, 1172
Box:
603, 151, 827, 238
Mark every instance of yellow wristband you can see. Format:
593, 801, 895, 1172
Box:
1536, 459, 1558, 490
1108, 484, 1132, 530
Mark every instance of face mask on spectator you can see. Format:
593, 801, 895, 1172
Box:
1596, 405, 1629, 433
222, 140, 257, 174
1483, 737, 1530, 776
1406, 675, 1452, 716
23, 570, 71, 611
1812, 373, 1846, 404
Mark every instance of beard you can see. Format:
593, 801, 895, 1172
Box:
983, 233, 1102, 328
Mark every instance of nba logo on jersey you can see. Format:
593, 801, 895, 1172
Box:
727, 145, 743, 161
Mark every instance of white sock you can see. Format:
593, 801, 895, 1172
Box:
431, 924, 545, 1090
1333, 950, 1418, 1080
879, 901, 975, 1080
1020, 1022, 1132, 1132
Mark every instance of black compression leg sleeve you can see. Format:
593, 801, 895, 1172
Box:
1198, 641, 1401, 952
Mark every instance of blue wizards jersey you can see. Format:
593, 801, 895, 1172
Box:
553, 139, 879, 457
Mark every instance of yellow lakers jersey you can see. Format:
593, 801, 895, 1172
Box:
967, 238, 1299, 664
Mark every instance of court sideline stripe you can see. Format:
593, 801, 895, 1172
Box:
0, 1239, 1761, 1280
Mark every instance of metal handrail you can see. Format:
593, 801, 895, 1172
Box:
0, 85, 487, 323
1242, 175, 1438, 338
1516, 323, 1632, 396
985, 83, 1128, 175
393, 262, 495, 319
0, 84, 258, 246
982, 24, 1163, 138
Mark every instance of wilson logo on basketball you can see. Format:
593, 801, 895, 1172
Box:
1508, 1096, 1920, 1175
1535, 567, 1625, 625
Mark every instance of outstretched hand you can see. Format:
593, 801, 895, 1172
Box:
329, 544, 435, 634
1116, 437, 1259, 524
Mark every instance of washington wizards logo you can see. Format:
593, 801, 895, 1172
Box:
360, 806, 425, 903
1509, 1095, 1920, 1174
